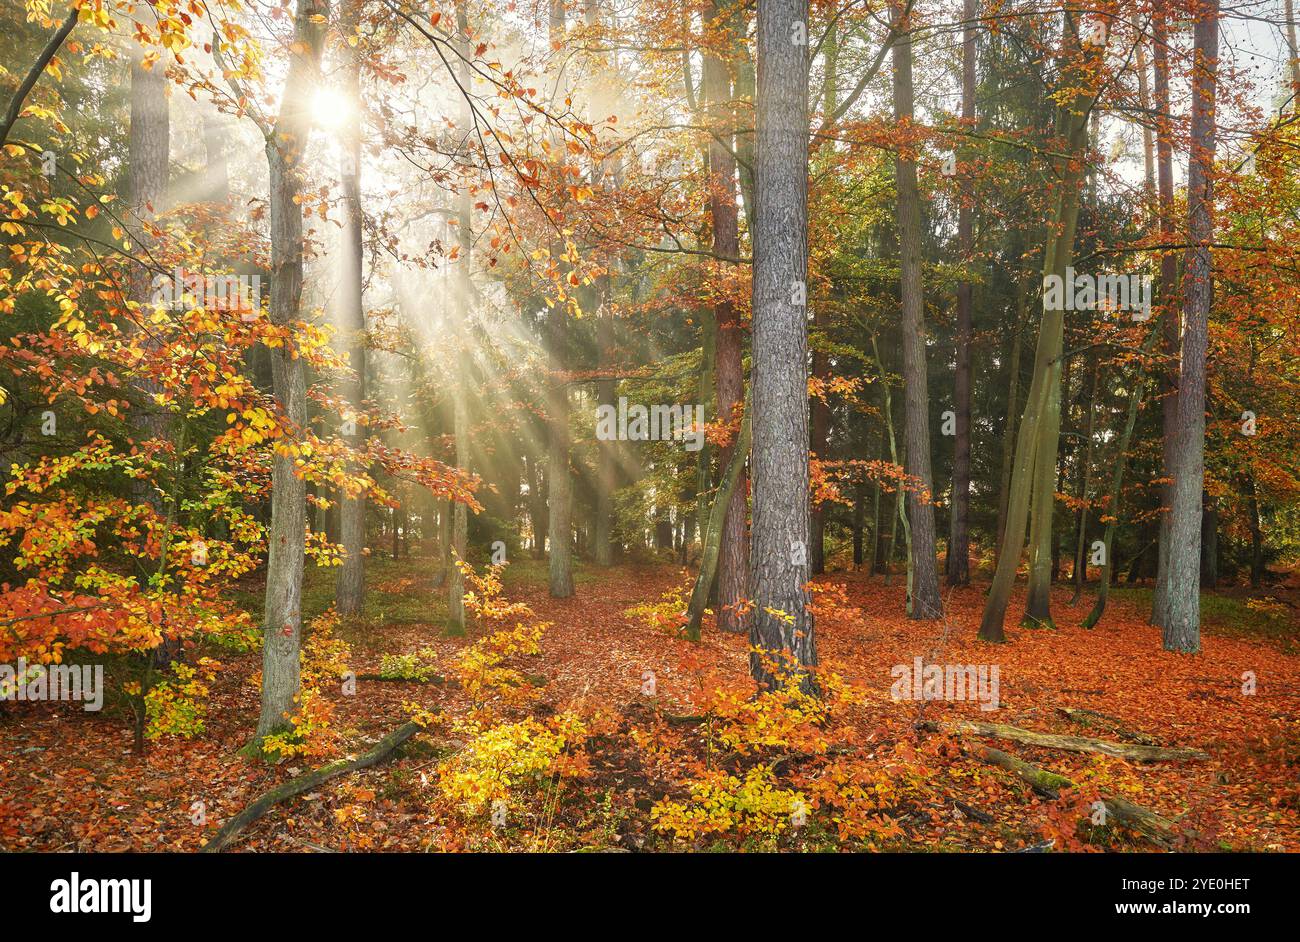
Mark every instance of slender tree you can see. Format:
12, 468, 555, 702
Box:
947, 0, 977, 587
336, 0, 366, 617
704, 0, 749, 632
891, 0, 942, 618
1163, 1, 1220, 653
255, 0, 329, 741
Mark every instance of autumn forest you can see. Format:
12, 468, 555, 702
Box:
1, 0, 1299, 882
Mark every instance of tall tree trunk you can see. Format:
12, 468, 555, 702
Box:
448, 0, 474, 628
545, 0, 574, 598
947, 0, 977, 587
891, 1, 942, 619
809, 25, 838, 576
979, 14, 1093, 642
127, 46, 170, 468
1163, 3, 1219, 654
256, 0, 328, 741
1151, 9, 1180, 626
335, 0, 366, 617
749, 0, 816, 690
997, 262, 1030, 547
705, 0, 751, 632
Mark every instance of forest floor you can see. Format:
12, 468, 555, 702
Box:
2, 552, 1298, 853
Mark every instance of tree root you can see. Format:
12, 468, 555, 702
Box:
201, 721, 420, 853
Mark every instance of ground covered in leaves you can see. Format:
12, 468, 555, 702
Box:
2, 553, 1297, 853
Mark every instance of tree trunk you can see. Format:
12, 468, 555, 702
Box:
448, 0, 474, 628
749, 0, 816, 690
257, 0, 327, 741
335, 0, 366, 617
1069, 351, 1099, 603
980, 14, 1092, 641
1200, 494, 1217, 588
1151, 9, 1180, 628
127, 46, 170, 470
545, 0, 574, 599
1163, 4, 1218, 654
1083, 327, 1157, 629
947, 0, 977, 587
997, 261, 1030, 547
892, 1, 942, 619
704, 2, 750, 631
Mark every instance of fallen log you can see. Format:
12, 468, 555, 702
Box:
922, 719, 1208, 762
1056, 707, 1160, 746
973, 745, 1178, 849
356, 672, 446, 685
201, 721, 420, 853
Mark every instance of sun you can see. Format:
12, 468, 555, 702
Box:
310, 86, 350, 131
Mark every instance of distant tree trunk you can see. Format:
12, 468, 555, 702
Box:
257, 0, 327, 741
852, 484, 865, 569
1151, 9, 1180, 628
947, 0, 977, 587
336, 0, 366, 617
448, 0, 473, 628
749, 0, 816, 690
1163, 3, 1218, 654
594, 306, 616, 566
704, 0, 750, 632
980, 14, 1092, 642
202, 111, 229, 204
528, 455, 547, 559
1069, 351, 1099, 603
891, 0, 942, 619
545, 0, 574, 599
589, 0, 617, 568
1083, 327, 1158, 628
873, 336, 913, 597
127, 45, 170, 466
1286, 0, 1300, 101
997, 266, 1029, 547
1200, 494, 1218, 588
1245, 474, 1264, 587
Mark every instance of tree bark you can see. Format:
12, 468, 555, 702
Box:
335, 0, 366, 618
980, 14, 1093, 641
892, 1, 942, 619
704, 1, 750, 631
947, 0, 977, 587
1163, 3, 1218, 654
1151, 9, 1180, 627
749, 0, 816, 690
256, 0, 328, 741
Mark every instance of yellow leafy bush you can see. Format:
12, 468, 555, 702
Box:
438, 711, 588, 816
651, 766, 808, 843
